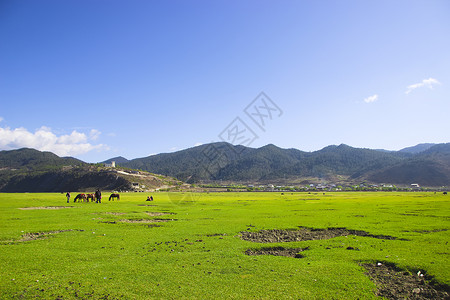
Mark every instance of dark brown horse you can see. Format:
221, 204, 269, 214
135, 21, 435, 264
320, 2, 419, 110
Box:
86, 193, 95, 202
109, 193, 120, 201
74, 193, 87, 202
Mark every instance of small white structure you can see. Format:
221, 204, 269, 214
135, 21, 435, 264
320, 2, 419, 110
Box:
411, 183, 420, 190
104, 161, 116, 168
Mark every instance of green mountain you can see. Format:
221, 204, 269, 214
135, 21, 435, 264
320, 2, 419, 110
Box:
123, 142, 247, 182
0, 148, 179, 192
120, 142, 450, 186
0, 148, 84, 170
399, 143, 436, 154
101, 156, 129, 165
367, 144, 450, 186
1, 143, 449, 191
0, 168, 131, 193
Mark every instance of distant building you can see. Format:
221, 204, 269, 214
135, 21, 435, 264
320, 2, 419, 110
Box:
104, 161, 116, 168
411, 183, 420, 190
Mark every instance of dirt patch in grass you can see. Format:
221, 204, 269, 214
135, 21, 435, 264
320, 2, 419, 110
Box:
103, 212, 126, 215
119, 218, 175, 223
145, 212, 175, 217
245, 246, 309, 258
363, 262, 450, 299
18, 206, 74, 210
100, 221, 117, 224
11, 229, 82, 242
145, 224, 162, 228
240, 227, 399, 243
411, 229, 448, 234
206, 233, 227, 237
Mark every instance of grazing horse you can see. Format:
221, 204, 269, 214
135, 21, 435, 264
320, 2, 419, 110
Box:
86, 193, 95, 202
74, 193, 87, 202
109, 193, 120, 201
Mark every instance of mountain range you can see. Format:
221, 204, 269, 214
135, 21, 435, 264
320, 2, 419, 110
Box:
117, 142, 450, 186
0, 142, 449, 192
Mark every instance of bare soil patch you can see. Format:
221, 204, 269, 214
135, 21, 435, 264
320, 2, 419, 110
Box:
18, 206, 74, 210
145, 212, 175, 217
363, 262, 450, 299
206, 233, 227, 237
119, 218, 175, 223
245, 246, 309, 258
103, 212, 126, 215
411, 229, 448, 234
240, 227, 399, 243
15, 229, 81, 242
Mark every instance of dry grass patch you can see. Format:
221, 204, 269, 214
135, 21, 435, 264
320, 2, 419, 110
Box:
145, 212, 174, 217
18, 206, 74, 210
119, 218, 175, 223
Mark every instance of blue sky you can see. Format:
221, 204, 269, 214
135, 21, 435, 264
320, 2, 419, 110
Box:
1, 0, 449, 162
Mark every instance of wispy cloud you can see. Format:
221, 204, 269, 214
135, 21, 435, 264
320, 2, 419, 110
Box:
405, 77, 441, 94
0, 117, 4, 122
0, 126, 108, 157
364, 94, 378, 103
89, 129, 101, 140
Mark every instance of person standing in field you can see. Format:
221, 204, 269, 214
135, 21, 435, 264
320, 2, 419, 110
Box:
95, 189, 102, 203
66, 192, 70, 203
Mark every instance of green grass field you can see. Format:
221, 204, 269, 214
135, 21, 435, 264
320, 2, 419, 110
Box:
0, 192, 449, 299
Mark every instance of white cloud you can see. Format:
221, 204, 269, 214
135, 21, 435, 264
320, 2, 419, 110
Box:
364, 94, 378, 103
0, 117, 4, 122
405, 77, 441, 94
89, 129, 101, 140
194, 142, 203, 147
0, 126, 108, 157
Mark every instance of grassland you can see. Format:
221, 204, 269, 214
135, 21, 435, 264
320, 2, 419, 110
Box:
0, 192, 449, 299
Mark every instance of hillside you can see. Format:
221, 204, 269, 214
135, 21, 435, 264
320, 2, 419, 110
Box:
102, 156, 129, 165
0, 148, 85, 170
123, 142, 248, 182
119, 142, 450, 186
0, 148, 182, 192
367, 144, 450, 186
1, 143, 449, 191
399, 143, 436, 154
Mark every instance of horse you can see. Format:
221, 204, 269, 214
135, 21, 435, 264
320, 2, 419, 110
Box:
86, 193, 95, 202
109, 193, 120, 201
74, 193, 87, 203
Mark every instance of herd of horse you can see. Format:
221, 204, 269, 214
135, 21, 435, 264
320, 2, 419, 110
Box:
73, 193, 120, 202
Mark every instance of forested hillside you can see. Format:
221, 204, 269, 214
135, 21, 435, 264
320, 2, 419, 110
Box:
120, 143, 450, 186
1, 143, 449, 191
0, 148, 177, 192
